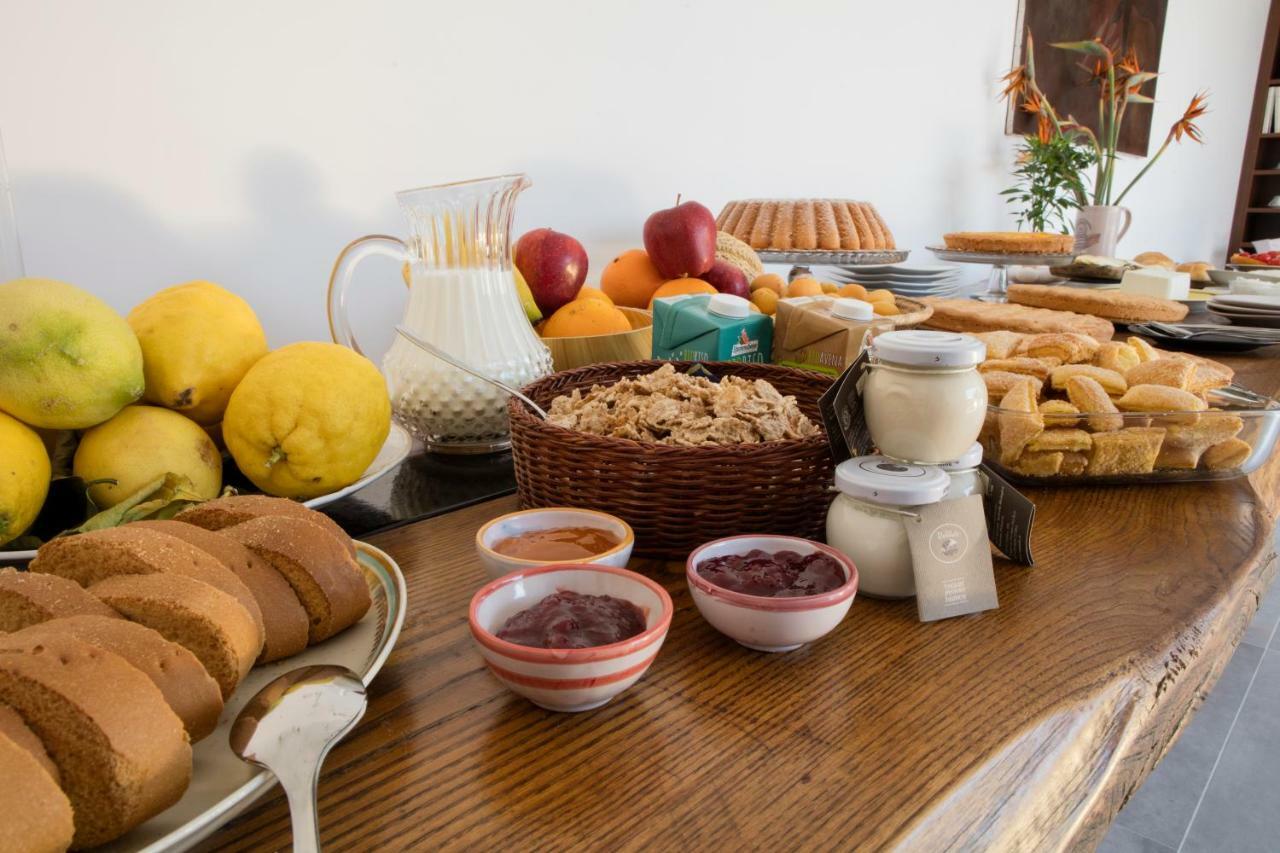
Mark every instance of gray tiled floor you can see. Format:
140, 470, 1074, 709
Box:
1100, 550, 1280, 853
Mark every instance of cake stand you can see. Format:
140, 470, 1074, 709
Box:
757, 248, 910, 281
927, 246, 1076, 302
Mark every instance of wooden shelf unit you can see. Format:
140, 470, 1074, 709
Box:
1229, 0, 1280, 257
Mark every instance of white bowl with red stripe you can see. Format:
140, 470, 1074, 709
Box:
686, 535, 858, 653
469, 564, 673, 712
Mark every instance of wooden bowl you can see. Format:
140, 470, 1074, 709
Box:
540, 306, 653, 371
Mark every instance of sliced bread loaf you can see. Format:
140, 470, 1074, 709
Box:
18, 616, 223, 742
0, 728, 75, 853
131, 520, 309, 662
223, 516, 370, 643
0, 568, 120, 632
29, 527, 266, 652
0, 702, 59, 784
0, 633, 191, 849
175, 494, 355, 556
89, 573, 260, 699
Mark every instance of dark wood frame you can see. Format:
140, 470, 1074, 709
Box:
1228, 0, 1280, 257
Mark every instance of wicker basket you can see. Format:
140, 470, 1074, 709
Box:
509, 360, 836, 559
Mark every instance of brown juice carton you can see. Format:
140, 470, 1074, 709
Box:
772, 296, 886, 375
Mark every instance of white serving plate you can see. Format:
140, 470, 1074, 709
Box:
101, 540, 407, 853
0, 423, 412, 564
1207, 307, 1280, 329
1210, 294, 1280, 310
827, 270, 958, 283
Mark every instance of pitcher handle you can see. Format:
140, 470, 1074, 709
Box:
1116, 207, 1133, 243
327, 234, 410, 356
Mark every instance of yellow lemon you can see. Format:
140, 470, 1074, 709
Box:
0, 278, 144, 429
73, 405, 222, 508
128, 281, 269, 426
222, 343, 391, 499
0, 411, 51, 545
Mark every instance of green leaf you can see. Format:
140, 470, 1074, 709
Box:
1125, 93, 1156, 105
1050, 39, 1111, 59
66, 473, 208, 536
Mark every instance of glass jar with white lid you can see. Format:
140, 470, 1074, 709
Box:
825, 455, 951, 599
863, 330, 987, 464
939, 442, 985, 499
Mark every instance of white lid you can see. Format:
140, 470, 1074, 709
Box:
833, 455, 950, 506
870, 330, 986, 368
831, 299, 874, 321
707, 293, 750, 318
938, 442, 984, 472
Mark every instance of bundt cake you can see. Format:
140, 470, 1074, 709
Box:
716, 199, 895, 252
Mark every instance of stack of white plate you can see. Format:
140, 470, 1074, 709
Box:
824, 262, 964, 298
1207, 294, 1280, 328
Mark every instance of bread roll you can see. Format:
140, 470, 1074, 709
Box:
0, 728, 74, 853
0, 633, 191, 848
0, 568, 119, 632
131, 520, 309, 663
1176, 261, 1212, 283
1133, 251, 1176, 270
175, 495, 355, 556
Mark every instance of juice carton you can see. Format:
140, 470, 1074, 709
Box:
651, 293, 773, 363
772, 296, 886, 374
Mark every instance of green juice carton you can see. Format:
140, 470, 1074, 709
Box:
651, 293, 773, 363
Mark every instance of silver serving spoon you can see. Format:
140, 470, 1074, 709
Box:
394, 324, 549, 419
230, 665, 368, 853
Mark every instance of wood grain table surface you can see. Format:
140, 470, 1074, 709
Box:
204, 348, 1280, 853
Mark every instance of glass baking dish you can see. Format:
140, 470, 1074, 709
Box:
980, 383, 1280, 486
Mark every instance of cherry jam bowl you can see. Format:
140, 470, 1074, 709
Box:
475, 507, 635, 580
469, 564, 672, 713
686, 535, 858, 653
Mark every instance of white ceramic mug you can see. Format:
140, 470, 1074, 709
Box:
1073, 205, 1132, 258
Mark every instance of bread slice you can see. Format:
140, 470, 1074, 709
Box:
89, 574, 260, 699
0, 568, 120, 632
132, 520, 309, 662
0, 633, 191, 848
0, 727, 75, 853
0, 702, 59, 784
223, 516, 371, 643
29, 527, 266, 652
175, 495, 355, 556
18, 616, 223, 742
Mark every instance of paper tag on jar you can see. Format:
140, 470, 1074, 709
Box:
906, 495, 998, 622
817, 349, 873, 463
979, 464, 1036, 566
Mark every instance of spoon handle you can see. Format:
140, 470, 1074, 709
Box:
275, 760, 324, 852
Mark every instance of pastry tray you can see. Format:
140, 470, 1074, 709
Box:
756, 248, 909, 266
927, 245, 1076, 267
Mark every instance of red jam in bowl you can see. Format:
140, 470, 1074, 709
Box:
696, 549, 846, 598
495, 590, 647, 649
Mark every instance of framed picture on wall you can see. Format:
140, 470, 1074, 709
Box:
1006, 0, 1168, 156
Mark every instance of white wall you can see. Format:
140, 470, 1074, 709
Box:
0, 0, 1268, 357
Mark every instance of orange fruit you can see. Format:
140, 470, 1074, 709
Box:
648, 278, 717, 308
866, 289, 895, 303
576, 286, 614, 304
820, 281, 839, 294
750, 273, 785, 295
750, 288, 779, 316
836, 283, 868, 300
872, 301, 901, 316
601, 249, 666, 308
786, 277, 823, 298
541, 299, 633, 338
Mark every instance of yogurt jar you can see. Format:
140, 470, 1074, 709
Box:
939, 442, 985, 499
863, 330, 987, 464
825, 456, 950, 599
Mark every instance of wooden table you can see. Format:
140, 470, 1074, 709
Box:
206, 351, 1280, 853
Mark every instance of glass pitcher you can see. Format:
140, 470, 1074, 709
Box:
327, 174, 552, 454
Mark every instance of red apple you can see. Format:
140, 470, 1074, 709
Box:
515, 228, 588, 314
643, 198, 717, 279
699, 259, 749, 298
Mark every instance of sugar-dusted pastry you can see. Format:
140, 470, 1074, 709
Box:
1125, 357, 1194, 390
1155, 444, 1204, 469
1114, 384, 1207, 425
1017, 332, 1100, 364
1039, 399, 1081, 427
1087, 427, 1166, 476
973, 330, 1025, 360
1202, 438, 1252, 470
1188, 360, 1233, 395
1026, 428, 1092, 453
1162, 413, 1245, 450
985, 370, 1044, 400
1126, 336, 1160, 363
1007, 283, 1188, 323
1013, 450, 1064, 476
1060, 451, 1089, 476
1094, 341, 1141, 374
998, 378, 1044, 465
979, 356, 1061, 380
1066, 375, 1124, 432
1050, 364, 1127, 395
922, 298, 1115, 340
